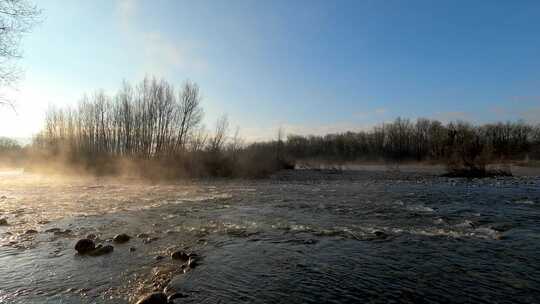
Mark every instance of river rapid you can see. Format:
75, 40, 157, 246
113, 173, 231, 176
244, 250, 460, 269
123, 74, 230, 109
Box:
0, 169, 539, 303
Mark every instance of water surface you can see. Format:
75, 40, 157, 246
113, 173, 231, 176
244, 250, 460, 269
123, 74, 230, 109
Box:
0, 170, 539, 303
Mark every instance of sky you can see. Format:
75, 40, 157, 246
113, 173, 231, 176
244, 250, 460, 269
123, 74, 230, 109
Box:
0, 0, 539, 141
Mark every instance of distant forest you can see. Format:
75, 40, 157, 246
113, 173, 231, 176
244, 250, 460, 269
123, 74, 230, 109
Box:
1, 77, 540, 178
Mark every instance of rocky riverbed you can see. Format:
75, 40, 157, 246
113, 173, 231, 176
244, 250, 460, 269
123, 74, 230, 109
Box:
0, 169, 539, 303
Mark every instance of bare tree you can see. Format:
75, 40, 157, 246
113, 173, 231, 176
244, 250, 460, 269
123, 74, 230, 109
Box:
208, 115, 229, 152
175, 81, 203, 151
0, 0, 41, 107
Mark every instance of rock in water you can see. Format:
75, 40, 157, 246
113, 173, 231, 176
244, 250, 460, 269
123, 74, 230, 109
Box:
25, 229, 38, 234
89, 244, 114, 256
75, 239, 96, 254
171, 250, 189, 261
0, 218, 7, 225
168, 292, 188, 301
113, 233, 131, 243
374, 231, 388, 239
135, 292, 168, 304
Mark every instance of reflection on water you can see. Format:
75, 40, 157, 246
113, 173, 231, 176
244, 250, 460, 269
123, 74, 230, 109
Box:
0, 170, 539, 303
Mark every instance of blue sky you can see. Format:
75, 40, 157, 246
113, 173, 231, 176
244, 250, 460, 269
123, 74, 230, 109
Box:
1, 0, 539, 140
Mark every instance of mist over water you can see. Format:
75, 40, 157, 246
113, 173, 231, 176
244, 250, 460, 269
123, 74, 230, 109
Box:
0, 170, 539, 303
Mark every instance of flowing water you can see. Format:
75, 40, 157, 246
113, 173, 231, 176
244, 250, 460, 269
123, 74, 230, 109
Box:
0, 169, 539, 303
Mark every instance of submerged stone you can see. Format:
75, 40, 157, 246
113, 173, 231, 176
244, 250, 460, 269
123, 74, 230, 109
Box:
374, 231, 388, 239
171, 250, 189, 261
113, 233, 131, 243
89, 244, 114, 256
167, 292, 188, 301
143, 237, 159, 244
75, 239, 96, 254
135, 292, 168, 304
45, 228, 61, 233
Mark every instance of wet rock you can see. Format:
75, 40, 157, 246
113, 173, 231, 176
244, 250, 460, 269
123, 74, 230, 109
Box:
113, 233, 131, 243
129, 247, 137, 252
171, 250, 189, 261
86, 233, 97, 240
143, 237, 159, 244
25, 229, 38, 234
155, 255, 165, 261
37, 220, 50, 224
490, 223, 513, 232
303, 239, 318, 245
75, 239, 96, 254
0, 218, 8, 225
135, 292, 168, 304
89, 244, 114, 256
137, 233, 149, 238
187, 257, 199, 268
374, 231, 388, 239
168, 292, 188, 302
45, 228, 61, 233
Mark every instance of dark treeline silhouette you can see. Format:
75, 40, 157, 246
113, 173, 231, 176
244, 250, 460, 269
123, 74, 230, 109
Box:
29, 77, 283, 178
281, 118, 540, 175
35, 77, 204, 158
11, 76, 540, 178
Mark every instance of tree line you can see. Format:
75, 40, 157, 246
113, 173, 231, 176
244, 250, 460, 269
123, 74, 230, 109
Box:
35, 77, 206, 158
30, 77, 261, 177
282, 118, 540, 174
23, 77, 540, 177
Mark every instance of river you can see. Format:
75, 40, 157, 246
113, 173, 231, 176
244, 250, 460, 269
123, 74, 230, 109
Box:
0, 169, 539, 303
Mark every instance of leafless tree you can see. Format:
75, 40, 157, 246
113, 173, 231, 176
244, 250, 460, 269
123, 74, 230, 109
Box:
0, 0, 41, 107
208, 115, 229, 153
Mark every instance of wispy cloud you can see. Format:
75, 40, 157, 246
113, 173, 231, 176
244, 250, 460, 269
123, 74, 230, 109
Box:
354, 107, 388, 119
432, 111, 471, 123
116, 0, 207, 78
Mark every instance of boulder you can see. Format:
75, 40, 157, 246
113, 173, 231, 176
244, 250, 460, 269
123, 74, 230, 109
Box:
168, 292, 188, 302
171, 250, 189, 261
113, 233, 131, 243
75, 239, 96, 254
25, 229, 38, 234
0, 218, 8, 225
373, 231, 388, 239
135, 292, 168, 304
89, 244, 114, 256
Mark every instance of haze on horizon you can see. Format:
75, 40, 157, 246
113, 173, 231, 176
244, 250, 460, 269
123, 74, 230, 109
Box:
0, 0, 539, 141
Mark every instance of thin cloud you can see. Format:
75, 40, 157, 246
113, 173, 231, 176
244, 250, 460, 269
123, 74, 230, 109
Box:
432, 111, 471, 123
355, 107, 389, 119
115, 0, 207, 78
